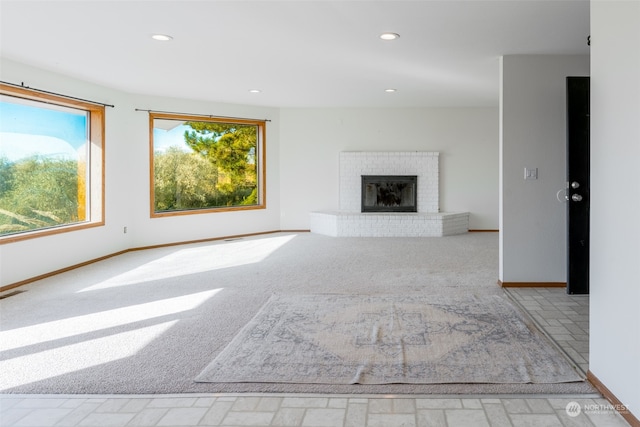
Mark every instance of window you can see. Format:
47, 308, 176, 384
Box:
150, 112, 265, 216
0, 84, 105, 243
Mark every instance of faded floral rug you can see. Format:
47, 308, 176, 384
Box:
196, 294, 583, 385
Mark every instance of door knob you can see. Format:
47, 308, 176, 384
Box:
571, 181, 580, 189
571, 194, 583, 202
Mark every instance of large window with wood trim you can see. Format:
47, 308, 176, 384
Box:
0, 84, 105, 243
150, 113, 265, 216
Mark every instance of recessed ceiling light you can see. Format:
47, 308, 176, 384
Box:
248, 89, 261, 93
151, 34, 173, 41
380, 32, 400, 41
385, 88, 397, 93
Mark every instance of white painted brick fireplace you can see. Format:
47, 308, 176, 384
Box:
310, 151, 469, 237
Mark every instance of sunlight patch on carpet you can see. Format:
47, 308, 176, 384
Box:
1, 321, 177, 391
79, 234, 297, 291
1, 289, 222, 352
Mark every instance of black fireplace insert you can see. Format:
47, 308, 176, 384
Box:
361, 175, 417, 212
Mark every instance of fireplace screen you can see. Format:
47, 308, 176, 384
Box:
361, 175, 417, 212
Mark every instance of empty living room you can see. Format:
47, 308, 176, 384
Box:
1, 1, 638, 426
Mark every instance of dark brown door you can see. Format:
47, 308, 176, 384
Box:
566, 77, 590, 294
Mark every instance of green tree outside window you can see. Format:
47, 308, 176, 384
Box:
151, 114, 265, 215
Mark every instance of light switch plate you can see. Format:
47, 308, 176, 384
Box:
524, 167, 538, 180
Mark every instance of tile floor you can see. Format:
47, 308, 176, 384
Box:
0, 394, 631, 427
504, 287, 590, 376
0, 288, 632, 427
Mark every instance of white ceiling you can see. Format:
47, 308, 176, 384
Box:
0, 0, 590, 108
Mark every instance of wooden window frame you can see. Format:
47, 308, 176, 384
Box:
149, 112, 266, 218
0, 84, 105, 244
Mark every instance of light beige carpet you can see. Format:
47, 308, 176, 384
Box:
2, 232, 594, 394
196, 294, 584, 385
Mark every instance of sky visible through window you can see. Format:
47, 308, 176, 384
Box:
153, 123, 192, 153
0, 98, 87, 162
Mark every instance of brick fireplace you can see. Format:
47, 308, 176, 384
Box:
310, 151, 469, 237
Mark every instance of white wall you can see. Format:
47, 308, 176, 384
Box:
279, 108, 498, 230
0, 59, 281, 287
590, 0, 640, 418
1, 61, 498, 288
499, 55, 590, 283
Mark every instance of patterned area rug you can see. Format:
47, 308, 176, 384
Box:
196, 294, 584, 385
